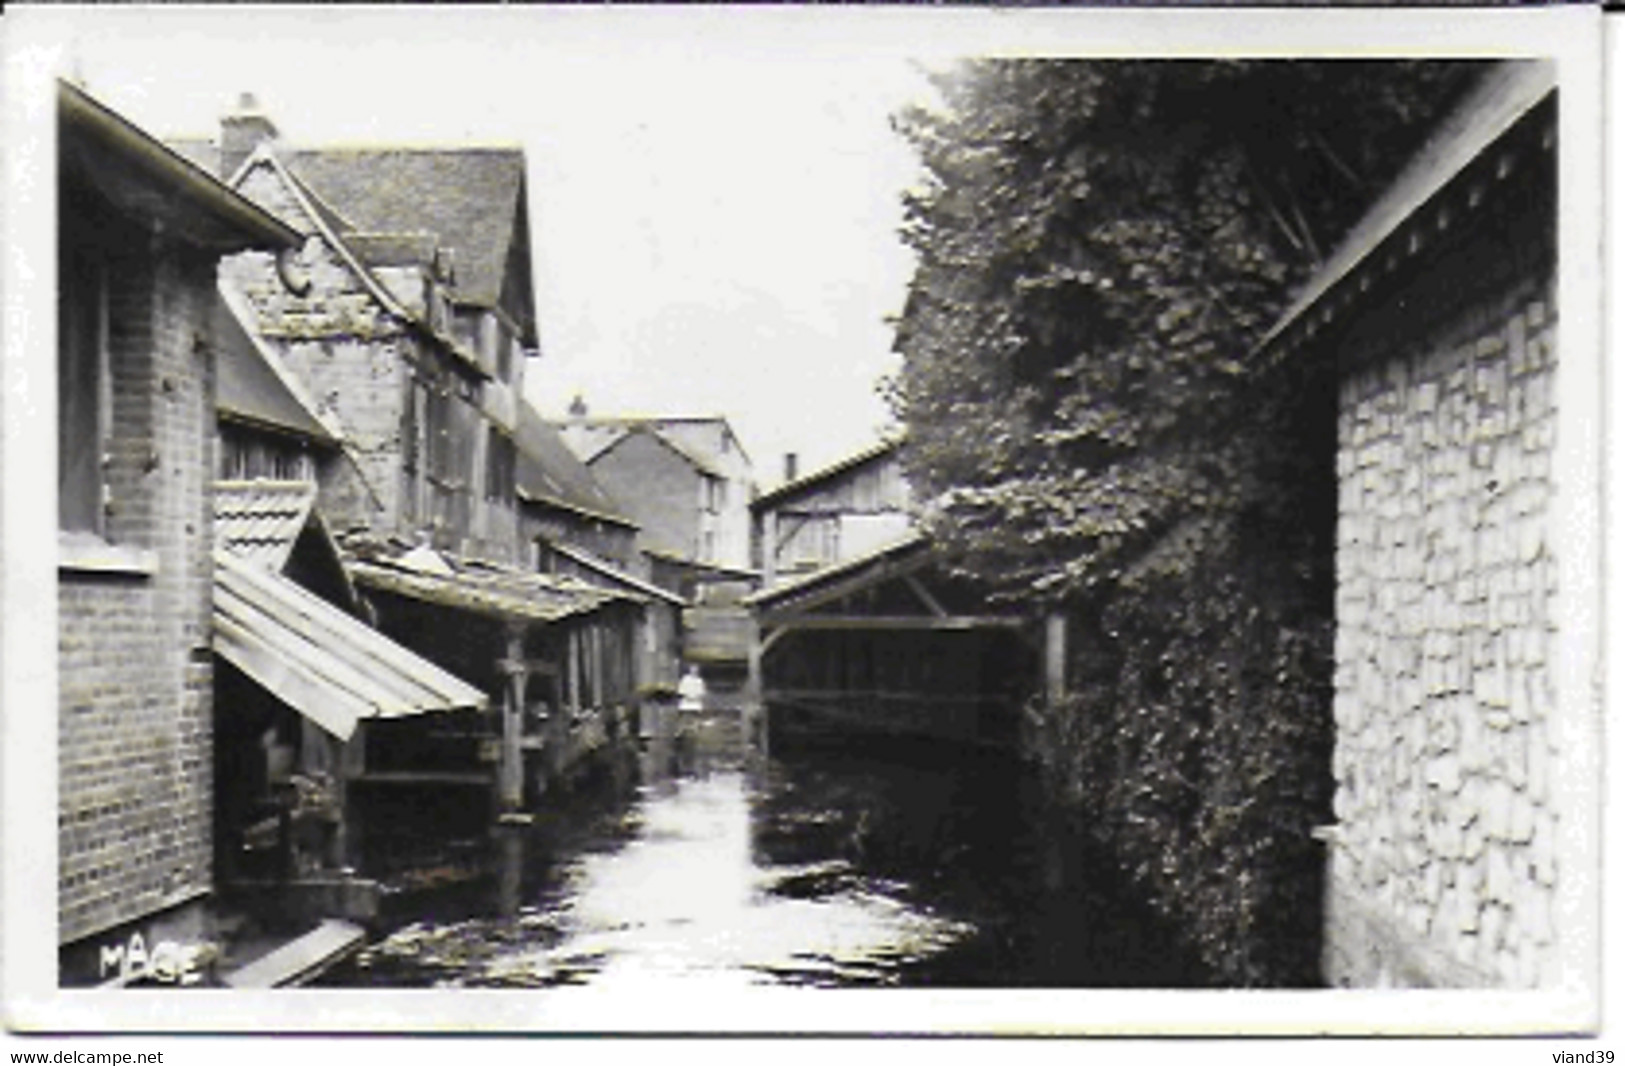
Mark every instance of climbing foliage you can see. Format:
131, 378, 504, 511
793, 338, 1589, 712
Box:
891, 59, 1482, 984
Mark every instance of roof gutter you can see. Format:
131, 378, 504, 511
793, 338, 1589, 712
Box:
60, 80, 301, 252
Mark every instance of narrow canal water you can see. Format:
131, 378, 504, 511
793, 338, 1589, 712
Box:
319, 708, 1203, 989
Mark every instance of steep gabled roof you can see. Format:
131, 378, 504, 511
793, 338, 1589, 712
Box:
514, 403, 637, 528
592, 423, 724, 479
559, 418, 730, 478
284, 148, 531, 327
229, 147, 485, 378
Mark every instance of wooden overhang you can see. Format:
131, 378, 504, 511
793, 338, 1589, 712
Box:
213, 550, 488, 741
346, 551, 634, 625
58, 80, 301, 255
743, 531, 1025, 653
1252, 59, 1557, 370
546, 541, 688, 607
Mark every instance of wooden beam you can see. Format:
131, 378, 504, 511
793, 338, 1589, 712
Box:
499, 626, 525, 812
759, 551, 931, 618
758, 614, 1026, 632
759, 625, 791, 658
354, 771, 494, 787
495, 658, 558, 677
1045, 612, 1067, 704
902, 574, 948, 618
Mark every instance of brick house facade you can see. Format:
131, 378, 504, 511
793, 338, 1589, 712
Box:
55, 82, 300, 977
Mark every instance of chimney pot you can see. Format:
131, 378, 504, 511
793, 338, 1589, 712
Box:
220, 92, 279, 180
784, 453, 799, 483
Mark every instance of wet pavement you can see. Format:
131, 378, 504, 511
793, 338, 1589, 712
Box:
319, 708, 1202, 989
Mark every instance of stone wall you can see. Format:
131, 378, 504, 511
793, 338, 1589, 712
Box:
1327, 264, 1559, 988
59, 238, 218, 948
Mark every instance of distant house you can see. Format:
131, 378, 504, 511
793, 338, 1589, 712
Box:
55, 81, 301, 985
558, 408, 755, 576
751, 439, 912, 587
514, 401, 640, 573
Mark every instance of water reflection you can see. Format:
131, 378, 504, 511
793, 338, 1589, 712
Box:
328, 709, 1199, 989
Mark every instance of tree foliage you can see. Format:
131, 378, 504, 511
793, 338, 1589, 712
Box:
890, 59, 1483, 985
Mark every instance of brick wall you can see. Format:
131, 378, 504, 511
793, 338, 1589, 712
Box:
59, 236, 218, 947
1326, 249, 1560, 988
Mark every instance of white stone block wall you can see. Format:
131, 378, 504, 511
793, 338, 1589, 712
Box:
1326, 278, 1558, 988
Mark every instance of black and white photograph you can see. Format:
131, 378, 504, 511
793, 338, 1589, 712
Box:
0, 2, 1610, 1050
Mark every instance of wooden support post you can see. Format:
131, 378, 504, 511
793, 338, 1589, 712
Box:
498, 625, 527, 812
1044, 611, 1067, 706
589, 621, 603, 708
762, 511, 778, 588
566, 627, 581, 716
746, 617, 768, 754
338, 725, 366, 870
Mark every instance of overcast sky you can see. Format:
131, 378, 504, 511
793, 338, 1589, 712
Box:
39, 6, 935, 485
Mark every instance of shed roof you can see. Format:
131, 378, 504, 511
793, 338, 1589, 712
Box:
285, 147, 529, 320
214, 295, 335, 444
742, 530, 931, 610
214, 550, 488, 740
546, 542, 688, 606
346, 546, 633, 624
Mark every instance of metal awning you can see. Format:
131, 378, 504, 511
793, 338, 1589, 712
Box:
214, 550, 488, 740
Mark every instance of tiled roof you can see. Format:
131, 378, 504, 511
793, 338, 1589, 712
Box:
344, 542, 633, 624
214, 294, 335, 444
285, 148, 528, 317
215, 550, 487, 740
214, 479, 319, 571
515, 403, 635, 526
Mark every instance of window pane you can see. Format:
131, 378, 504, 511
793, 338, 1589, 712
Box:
58, 243, 103, 532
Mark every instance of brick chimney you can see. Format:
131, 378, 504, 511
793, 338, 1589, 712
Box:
784, 453, 799, 483
220, 92, 278, 180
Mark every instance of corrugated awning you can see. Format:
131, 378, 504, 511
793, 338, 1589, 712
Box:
214, 550, 487, 740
